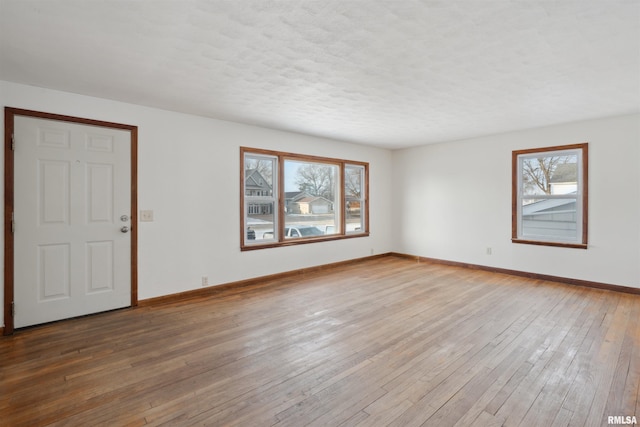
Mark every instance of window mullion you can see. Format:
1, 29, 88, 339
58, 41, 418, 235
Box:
277, 154, 285, 242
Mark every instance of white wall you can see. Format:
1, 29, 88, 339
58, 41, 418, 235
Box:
2, 80, 638, 331
0, 81, 394, 325
392, 114, 640, 288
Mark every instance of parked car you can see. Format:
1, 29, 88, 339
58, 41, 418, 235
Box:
285, 225, 323, 238
247, 227, 256, 240
262, 225, 324, 239
320, 225, 336, 234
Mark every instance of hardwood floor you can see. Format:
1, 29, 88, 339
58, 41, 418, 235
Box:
1, 256, 638, 426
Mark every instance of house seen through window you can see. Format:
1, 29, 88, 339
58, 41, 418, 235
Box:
241, 148, 368, 249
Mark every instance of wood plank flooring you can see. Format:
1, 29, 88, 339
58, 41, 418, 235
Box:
1, 256, 639, 426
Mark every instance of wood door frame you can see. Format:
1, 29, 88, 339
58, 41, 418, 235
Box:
3, 107, 138, 335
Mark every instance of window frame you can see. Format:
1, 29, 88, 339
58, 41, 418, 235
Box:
241, 147, 369, 250
512, 143, 588, 249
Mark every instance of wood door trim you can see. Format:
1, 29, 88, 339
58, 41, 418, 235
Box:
3, 107, 138, 335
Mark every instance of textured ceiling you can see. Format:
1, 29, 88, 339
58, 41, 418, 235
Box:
0, 1, 639, 149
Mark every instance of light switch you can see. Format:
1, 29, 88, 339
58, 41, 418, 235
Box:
140, 210, 154, 222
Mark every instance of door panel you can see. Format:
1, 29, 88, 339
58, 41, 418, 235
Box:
39, 160, 70, 224
87, 163, 114, 222
86, 241, 114, 293
38, 243, 70, 300
13, 116, 132, 328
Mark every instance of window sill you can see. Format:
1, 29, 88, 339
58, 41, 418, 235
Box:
242, 232, 370, 251
511, 239, 587, 249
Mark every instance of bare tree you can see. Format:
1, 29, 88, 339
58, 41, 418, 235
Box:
295, 164, 335, 200
245, 158, 273, 185
522, 155, 575, 195
345, 167, 362, 198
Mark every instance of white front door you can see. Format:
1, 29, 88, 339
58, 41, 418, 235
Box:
13, 115, 132, 328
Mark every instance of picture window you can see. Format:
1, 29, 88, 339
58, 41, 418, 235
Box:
241, 148, 369, 250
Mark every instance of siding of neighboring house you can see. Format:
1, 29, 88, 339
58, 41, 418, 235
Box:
522, 199, 577, 240
549, 162, 578, 195
245, 169, 273, 215
290, 196, 333, 214
522, 161, 579, 240
346, 200, 361, 214
285, 191, 311, 213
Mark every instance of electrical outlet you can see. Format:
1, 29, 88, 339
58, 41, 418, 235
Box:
202, 276, 208, 287
370, 248, 374, 255
486, 247, 492, 255
140, 210, 154, 222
